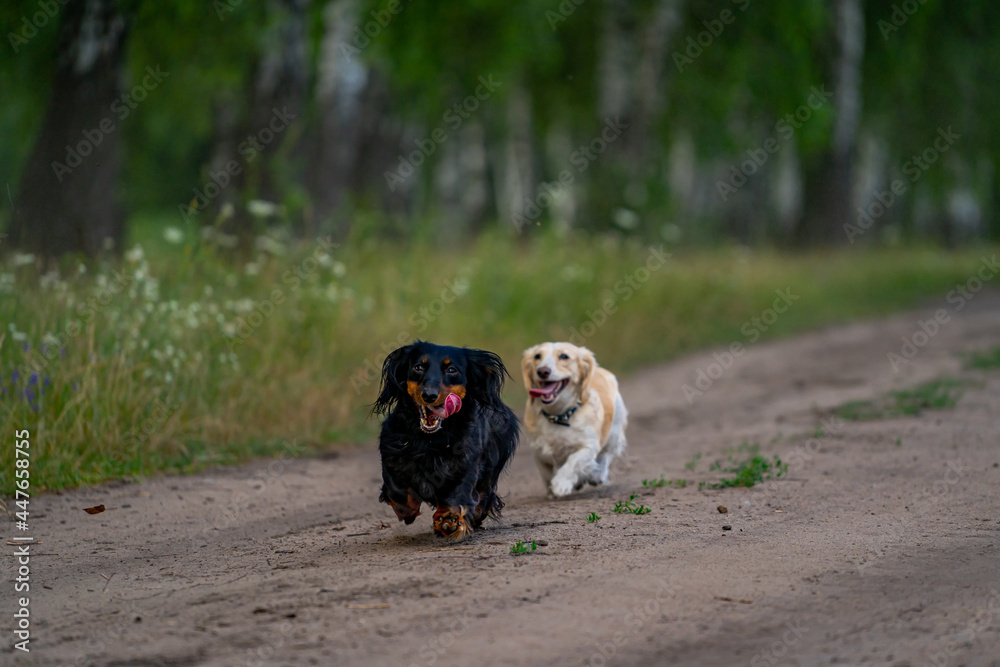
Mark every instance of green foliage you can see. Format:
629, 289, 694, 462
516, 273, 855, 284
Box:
0, 225, 992, 494
613, 494, 652, 515
699, 442, 788, 490
510, 540, 537, 554
964, 347, 1000, 370
642, 476, 687, 489
835, 378, 965, 421
587, 512, 601, 523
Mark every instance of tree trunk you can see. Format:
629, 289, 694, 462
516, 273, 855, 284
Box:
206, 0, 309, 249
796, 0, 864, 246
9, 0, 128, 260
633, 0, 684, 167
306, 0, 371, 236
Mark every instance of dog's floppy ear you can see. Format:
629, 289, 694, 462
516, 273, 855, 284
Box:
371, 344, 413, 416
521, 347, 537, 392
467, 348, 509, 411
578, 347, 597, 396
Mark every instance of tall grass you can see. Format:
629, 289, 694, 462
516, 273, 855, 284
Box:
1, 220, 993, 493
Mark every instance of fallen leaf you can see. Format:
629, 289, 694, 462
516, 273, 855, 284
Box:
83, 505, 106, 515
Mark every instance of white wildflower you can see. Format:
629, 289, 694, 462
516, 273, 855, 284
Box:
163, 227, 184, 244
125, 245, 145, 264
247, 200, 282, 218
11, 253, 35, 267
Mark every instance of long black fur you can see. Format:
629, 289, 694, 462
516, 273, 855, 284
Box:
372, 341, 519, 530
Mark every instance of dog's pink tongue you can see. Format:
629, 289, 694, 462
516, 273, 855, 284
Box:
529, 383, 558, 398
444, 393, 462, 417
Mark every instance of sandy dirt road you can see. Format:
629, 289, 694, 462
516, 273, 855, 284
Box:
4, 295, 1000, 667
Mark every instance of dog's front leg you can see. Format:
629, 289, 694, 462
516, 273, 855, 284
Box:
433, 469, 478, 541
380, 479, 422, 525
549, 434, 600, 497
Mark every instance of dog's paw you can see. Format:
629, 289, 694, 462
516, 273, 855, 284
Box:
433, 507, 472, 541
385, 493, 421, 524
550, 477, 575, 498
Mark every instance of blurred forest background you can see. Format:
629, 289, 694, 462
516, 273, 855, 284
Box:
2, 0, 999, 254
2, 0, 1000, 493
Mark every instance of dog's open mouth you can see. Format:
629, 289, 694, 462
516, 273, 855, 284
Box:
417, 394, 462, 433
529, 378, 569, 404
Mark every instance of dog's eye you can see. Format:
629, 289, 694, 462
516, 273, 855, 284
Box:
413, 364, 425, 373
559, 353, 569, 360
534, 354, 541, 360
446, 367, 458, 375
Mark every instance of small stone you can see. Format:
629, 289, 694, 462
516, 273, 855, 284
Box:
717, 505, 728, 514
535, 540, 548, 547
722, 525, 732, 531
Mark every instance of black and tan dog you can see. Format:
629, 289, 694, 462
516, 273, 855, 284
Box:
373, 341, 519, 540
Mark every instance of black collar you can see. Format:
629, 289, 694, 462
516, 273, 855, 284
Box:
542, 401, 581, 427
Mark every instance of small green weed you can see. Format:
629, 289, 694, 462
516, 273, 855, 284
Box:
835, 378, 964, 421
613, 494, 652, 515
587, 512, 601, 523
699, 442, 788, 490
684, 453, 702, 471
510, 541, 537, 554
965, 346, 1000, 370
640, 476, 687, 489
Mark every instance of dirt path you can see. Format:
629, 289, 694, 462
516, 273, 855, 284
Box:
6, 296, 1000, 667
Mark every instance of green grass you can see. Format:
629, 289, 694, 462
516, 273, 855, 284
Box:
835, 378, 966, 421
510, 540, 537, 554
1, 216, 994, 495
613, 493, 652, 515
642, 476, 687, 488
587, 512, 601, 523
700, 442, 788, 490
964, 346, 1000, 370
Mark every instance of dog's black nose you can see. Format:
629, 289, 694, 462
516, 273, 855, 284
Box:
537, 366, 551, 379
421, 388, 439, 404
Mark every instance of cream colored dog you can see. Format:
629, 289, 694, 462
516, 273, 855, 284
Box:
521, 342, 628, 497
